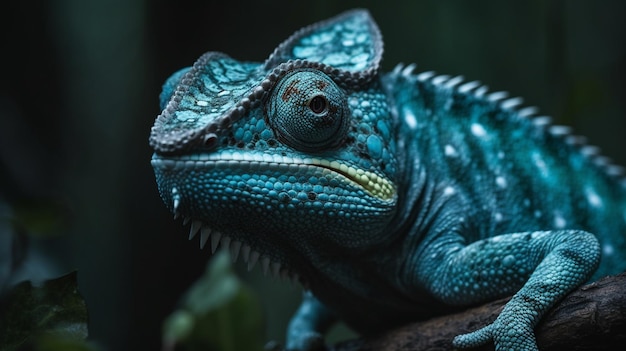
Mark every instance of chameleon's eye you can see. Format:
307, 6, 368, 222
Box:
266, 70, 349, 152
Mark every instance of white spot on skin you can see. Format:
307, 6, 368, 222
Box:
471, 123, 487, 138
532, 152, 549, 178
585, 187, 603, 208
553, 212, 566, 228
531, 231, 545, 240
404, 107, 417, 129
444, 145, 458, 157
495, 176, 507, 188
443, 186, 456, 196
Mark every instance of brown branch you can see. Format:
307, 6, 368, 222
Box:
330, 273, 626, 351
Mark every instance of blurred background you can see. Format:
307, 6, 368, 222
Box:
1, 1, 624, 350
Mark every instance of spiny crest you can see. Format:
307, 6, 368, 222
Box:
150, 9, 383, 155
171, 184, 307, 287
392, 62, 626, 187
177, 209, 303, 286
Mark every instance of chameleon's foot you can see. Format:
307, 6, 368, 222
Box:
452, 319, 538, 351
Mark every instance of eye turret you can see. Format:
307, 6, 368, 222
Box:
266, 70, 349, 152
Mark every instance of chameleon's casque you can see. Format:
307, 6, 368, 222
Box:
150, 9, 626, 351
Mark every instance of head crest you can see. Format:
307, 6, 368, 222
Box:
150, 9, 383, 154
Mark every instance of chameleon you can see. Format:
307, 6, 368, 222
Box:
149, 9, 626, 351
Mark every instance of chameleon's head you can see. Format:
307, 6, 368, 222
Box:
150, 10, 398, 282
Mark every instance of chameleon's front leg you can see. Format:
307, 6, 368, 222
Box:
412, 230, 601, 351
285, 291, 337, 351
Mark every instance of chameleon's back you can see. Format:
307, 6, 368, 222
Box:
382, 65, 626, 280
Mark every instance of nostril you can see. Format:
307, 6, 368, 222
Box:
203, 133, 218, 149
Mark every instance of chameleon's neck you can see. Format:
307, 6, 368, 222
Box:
385, 116, 430, 241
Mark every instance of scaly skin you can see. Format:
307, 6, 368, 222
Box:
150, 9, 626, 351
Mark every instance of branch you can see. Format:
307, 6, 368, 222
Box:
330, 272, 626, 351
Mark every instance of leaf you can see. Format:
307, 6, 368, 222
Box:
0, 271, 89, 350
162, 250, 265, 351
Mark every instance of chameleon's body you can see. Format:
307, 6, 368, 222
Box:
150, 10, 626, 350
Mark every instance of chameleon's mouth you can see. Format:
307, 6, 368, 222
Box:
151, 151, 396, 201
312, 159, 396, 201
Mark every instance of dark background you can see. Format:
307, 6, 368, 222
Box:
1, 1, 625, 350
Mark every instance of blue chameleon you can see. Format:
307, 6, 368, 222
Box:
150, 9, 626, 351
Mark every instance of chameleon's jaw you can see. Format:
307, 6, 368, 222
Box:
151, 150, 397, 285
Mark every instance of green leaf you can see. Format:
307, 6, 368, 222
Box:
0, 272, 89, 350
163, 250, 265, 351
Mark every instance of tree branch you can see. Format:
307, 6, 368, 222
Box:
330, 273, 626, 351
